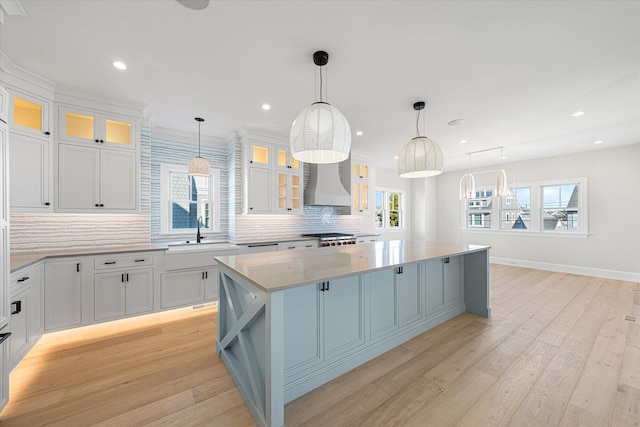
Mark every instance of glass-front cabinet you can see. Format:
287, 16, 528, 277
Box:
276, 147, 300, 170
276, 171, 301, 213
58, 106, 136, 149
249, 143, 271, 167
8, 91, 51, 140
352, 159, 370, 214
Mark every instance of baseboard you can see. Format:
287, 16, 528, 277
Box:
491, 257, 640, 283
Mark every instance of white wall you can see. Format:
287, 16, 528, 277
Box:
428, 144, 640, 280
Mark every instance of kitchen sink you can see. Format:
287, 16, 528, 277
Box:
166, 241, 238, 252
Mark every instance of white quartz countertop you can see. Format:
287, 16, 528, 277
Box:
214, 240, 490, 293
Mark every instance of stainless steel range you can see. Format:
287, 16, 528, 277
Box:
302, 233, 357, 247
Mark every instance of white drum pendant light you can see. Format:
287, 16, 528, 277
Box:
397, 101, 444, 178
188, 117, 211, 177
290, 51, 351, 164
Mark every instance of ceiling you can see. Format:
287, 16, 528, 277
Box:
1, 0, 639, 171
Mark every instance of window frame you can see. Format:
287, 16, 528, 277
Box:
375, 188, 406, 231
160, 163, 221, 235
461, 177, 588, 238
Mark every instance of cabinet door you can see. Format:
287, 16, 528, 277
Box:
160, 270, 204, 309
103, 115, 135, 149
249, 143, 271, 167
58, 144, 99, 209
0, 332, 8, 412
369, 269, 397, 339
9, 133, 51, 210
283, 284, 322, 372
100, 149, 137, 210
0, 86, 8, 123
323, 275, 365, 359
443, 256, 463, 306
58, 107, 98, 145
126, 269, 153, 315
0, 123, 7, 222
44, 259, 83, 331
29, 264, 44, 340
9, 289, 30, 369
247, 167, 272, 213
9, 92, 51, 139
396, 263, 421, 326
94, 271, 126, 321
424, 258, 444, 315
0, 228, 8, 330
276, 147, 300, 170
204, 268, 219, 302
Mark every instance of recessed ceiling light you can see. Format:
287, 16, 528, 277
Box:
393, 156, 399, 160
594, 140, 603, 144
448, 119, 467, 126
261, 104, 271, 110
112, 61, 127, 70
572, 111, 585, 117
356, 131, 363, 136
460, 139, 467, 144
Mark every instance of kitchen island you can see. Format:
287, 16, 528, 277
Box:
214, 240, 491, 427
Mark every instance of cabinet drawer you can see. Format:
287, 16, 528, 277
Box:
10, 268, 33, 291
94, 253, 154, 270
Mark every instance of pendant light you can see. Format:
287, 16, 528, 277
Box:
459, 153, 476, 199
188, 117, 211, 177
397, 101, 444, 178
290, 50, 351, 164
495, 147, 509, 197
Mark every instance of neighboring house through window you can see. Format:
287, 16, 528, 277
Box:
160, 163, 220, 234
376, 189, 405, 229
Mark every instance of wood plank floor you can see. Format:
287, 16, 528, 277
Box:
1, 265, 639, 426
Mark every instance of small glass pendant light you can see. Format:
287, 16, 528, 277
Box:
459, 153, 476, 199
188, 117, 211, 177
397, 101, 444, 178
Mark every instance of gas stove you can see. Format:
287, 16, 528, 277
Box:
302, 233, 357, 247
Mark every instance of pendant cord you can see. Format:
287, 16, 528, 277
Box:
198, 121, 201, 157
319, 64, 324, 103
415, 108, 420, 138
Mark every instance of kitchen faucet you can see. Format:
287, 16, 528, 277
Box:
196, 216, 206, 243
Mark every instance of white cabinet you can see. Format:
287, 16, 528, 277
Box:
278, 240, 317, 251
8, 263, 44, 370
44, 259, 83, 331
8, 90, 52, 140
0, 331, 8, 412
244, 136, 303, 214
0, 86, 8, 413
9, 132, 52, 210
0, 86, 7, 122
160, 268, 218, 310
7, 89, 53, 212
57, 143, 137, 211
94, 268, 153, 322
356, 235, 379, 244
340, 154, 374, 215
58, 106, 137, 150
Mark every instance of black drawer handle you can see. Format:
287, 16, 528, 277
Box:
11, 300, 22, 315
134, 259, 145, 263
17, 276, 30, 283
0, 333, 11, 345
444, 257, 450, 264
104, 261, 116, 265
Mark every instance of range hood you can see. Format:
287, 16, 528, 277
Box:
304, 163, 351, 207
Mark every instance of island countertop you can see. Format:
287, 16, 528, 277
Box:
214, 240, 490, 293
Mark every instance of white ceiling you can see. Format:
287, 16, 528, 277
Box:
1, 0, 639, 171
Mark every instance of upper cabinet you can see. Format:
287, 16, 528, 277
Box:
0, 86, 7, 123
8, 90, 52, 140
341, 153, 374, 216
242, 130, 303, 215
58, 106, 136, 150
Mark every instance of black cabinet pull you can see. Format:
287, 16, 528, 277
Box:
44, 202, 50, 206
95, 139, 100, 143
95, 204, 100, 207
0, 333, 11, 345
99, 204, 104, 207
443, 257, 450, 264
202, 272, 205, 280
396, 266, 403, 274
205, 271, 208, 279
121, 274, 125, 283
126, 273, 129, 282
320, 282, 325, 292
134, 259, 145, 263
77, 263, 80, 272
326, 281, 330, 291
104, 261, 116, 265
17, 276, 30, 283
100, 139, 104, 143
44, 131, 51, 135
11, 300, 21, 315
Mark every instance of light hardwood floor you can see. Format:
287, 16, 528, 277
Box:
1, 265, 639, 426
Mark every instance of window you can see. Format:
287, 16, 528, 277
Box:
375, 189, 405, 229
462, 177, 587, 236
160, 163, 220, 234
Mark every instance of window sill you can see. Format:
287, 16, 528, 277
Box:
461, 229, 590, 239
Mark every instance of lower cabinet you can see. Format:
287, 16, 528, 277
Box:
369, 263, 421, 341
160, 268, 218, 310
283, 275, 364, 374
94, 268, 153, 322
44, 259, 83, 331
8, 263, 44, 370
424, 256, 463, 316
